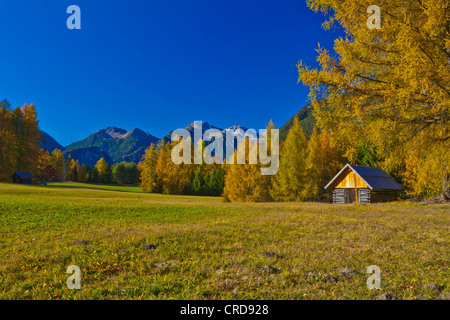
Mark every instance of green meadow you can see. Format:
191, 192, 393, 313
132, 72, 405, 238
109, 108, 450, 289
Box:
0, 183, 448, 300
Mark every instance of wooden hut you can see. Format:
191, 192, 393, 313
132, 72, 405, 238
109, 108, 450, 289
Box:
11, 171, 34, 184
324, 164, 403, 204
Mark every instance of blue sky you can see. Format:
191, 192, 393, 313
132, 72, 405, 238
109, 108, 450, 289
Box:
0, 0, 343, 146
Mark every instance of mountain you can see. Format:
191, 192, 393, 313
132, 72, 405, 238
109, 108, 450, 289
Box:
65, 127, 159, 163
279, 103, 316, 141
63, 146, 113, 167
162, 121, 225, 142
163, 122, 251, 142
40, 131, 66, 152
163, 121, 252, 156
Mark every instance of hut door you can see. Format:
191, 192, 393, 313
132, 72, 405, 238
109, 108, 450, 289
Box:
344, 189, 355, 203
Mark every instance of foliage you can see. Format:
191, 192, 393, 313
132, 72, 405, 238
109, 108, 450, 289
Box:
298, 0, 450, 198
223, 121, 275, 202
112, 162, 139, 185
270, 117, 308, 201
0, 100, 42, 181
51, 149, 65, 181
96, 158, 111, 184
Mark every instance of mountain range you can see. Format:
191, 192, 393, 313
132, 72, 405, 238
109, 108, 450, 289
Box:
40, 104, 315, 167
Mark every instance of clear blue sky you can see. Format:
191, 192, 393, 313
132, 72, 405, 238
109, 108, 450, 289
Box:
0, 0, 343, 146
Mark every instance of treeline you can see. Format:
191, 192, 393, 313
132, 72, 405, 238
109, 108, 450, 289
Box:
223, 118, 342, 202
138, 140, 225, 196
39, 150, 139, 185
138, 118, 343, 202
0, 99, 139, 185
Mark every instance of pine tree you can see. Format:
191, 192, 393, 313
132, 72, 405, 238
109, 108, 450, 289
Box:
113, 162, 127, 184
78, 163, 88, 182
191, 167, 205, 195
124, 162, 139, 184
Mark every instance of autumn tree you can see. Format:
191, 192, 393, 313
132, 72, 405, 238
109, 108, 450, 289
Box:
298, 0, 450, 198
67, 158, 79, 181
0, 100, 42, 181
20, 103, 41, 174
139, 143, 160, 192
51, 149, 65, 181
223, 121, 275, 202
95, 158, 110, 183
36, 149, 51, 181
155, 139, 193, 194
0, 100, 16, 180
270, 117, 308, 201
304, 128, 343, 201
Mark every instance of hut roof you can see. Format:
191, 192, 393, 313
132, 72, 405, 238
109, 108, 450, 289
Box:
324, 164, 403, 190
12, 171, 35, 179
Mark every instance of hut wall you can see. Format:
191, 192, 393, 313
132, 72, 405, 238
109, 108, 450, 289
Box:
335, 172, 367, 189
358, 188, 371, 204
369, 190, 399, 203
333, 189, 346, 204
332, 188, 371, 204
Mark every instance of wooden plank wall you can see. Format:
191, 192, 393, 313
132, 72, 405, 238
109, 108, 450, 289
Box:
358, 188, 371, 204
333, 189, 346, 204
333, 188, 371, 204
335, 171, 368, 188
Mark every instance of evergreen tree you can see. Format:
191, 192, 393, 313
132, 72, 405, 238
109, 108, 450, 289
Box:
78, 163, 88, 182
124, 162, 139, 184
191, 167, 205, 195
113, 162, 127, 184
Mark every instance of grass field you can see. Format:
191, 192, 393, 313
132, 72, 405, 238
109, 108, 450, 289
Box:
0, 182, 448, 300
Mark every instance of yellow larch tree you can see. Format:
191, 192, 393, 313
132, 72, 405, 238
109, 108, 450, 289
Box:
298, 0, 450, 198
